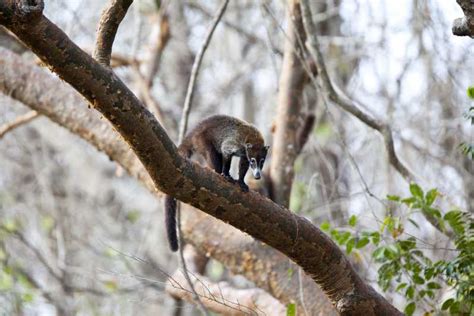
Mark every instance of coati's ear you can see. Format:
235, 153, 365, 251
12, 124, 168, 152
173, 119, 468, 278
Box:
246, 143, 253, 149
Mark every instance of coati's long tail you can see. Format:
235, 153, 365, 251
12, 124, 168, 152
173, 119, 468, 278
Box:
164, 195, 178, 252
164, 141, 192, 252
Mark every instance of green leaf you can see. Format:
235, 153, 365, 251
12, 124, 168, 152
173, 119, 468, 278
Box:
406, 285, 415, 299
409, 183, 424, 199
337, 231, 352, 245
356, 237, 369, 249
287, 267, 294, 278
404, 302, 416, 316
40, 216, 55, 233
387, 195, 400, 201
348, 215, 357, 227
441, 298, 454, 310
0, 271, 13, 290
320, 221, 330, 232
444, 210, 461, 221
413, 274, 425, 285
21, 292, 34, 303
401, 197, 416, 205
372, 247, 386, 262
126, 210, 140, 223
286, 303, 296, 316
427, 282, 441, 289
467, 86, 474, 99
346, 238, 355, 254
423, 207, 442, 219
1, 218, 18, 233
425, 189, 438, 206
103, 280, 118, 292
370, 231, 380, 245
395, 282, 407, 291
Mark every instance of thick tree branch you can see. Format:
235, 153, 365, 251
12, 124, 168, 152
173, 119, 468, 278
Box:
0, 2, 401, 314
452, 0, 474, 37
0, 110, 39, 139
0, 49, 335, 315
93, 0, 133, 66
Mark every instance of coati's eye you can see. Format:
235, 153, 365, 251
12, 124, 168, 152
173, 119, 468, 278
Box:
250, 158, 256, 166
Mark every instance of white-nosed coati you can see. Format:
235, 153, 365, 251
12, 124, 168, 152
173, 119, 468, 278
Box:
164, 115, 269, 251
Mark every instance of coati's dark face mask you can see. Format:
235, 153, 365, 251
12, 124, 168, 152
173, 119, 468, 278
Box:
245, 144, 270, 180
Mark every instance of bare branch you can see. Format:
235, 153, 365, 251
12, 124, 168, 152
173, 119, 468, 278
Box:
94, 0, 134, 66
144, 12, 170, 89
0, 110, 39, 139
299, 0, 414, 182
166, 269, 286, 316
178, 0, 230, 142
452, 0, 474, 37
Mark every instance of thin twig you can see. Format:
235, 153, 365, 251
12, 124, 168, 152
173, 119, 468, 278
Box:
175, 1, 229, 315
93, 0, 134, 67
0, 110, 39, 139
178, 0, 230, 142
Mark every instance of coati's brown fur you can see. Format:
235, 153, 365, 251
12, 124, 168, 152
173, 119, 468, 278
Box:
164, 115, 269, 251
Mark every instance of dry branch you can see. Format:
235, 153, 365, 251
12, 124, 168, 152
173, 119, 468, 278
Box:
0, 110, 39, 139
178, 0, 229, 141
166, 268, 286, 315
0, 1, 401, 314
299, 0, 414, 182
94, 0, 133, 66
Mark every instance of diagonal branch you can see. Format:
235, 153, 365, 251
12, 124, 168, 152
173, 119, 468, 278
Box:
93, 0, 133, 66
0, 2, 401, 314
299, 0, 453, 236
299, 0, 414, 182
0, 110, 39, 139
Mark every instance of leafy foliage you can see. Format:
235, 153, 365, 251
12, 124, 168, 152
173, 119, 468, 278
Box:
321, 184, 473, 315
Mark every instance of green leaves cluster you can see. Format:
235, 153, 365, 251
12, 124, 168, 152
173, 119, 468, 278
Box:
320, 184, 473, 315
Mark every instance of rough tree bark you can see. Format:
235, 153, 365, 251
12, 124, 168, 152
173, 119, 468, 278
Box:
0, 1, 401, 315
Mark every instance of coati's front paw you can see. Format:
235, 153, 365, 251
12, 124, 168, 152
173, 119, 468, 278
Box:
238, 181, 249, 192
221, 173, 236, 183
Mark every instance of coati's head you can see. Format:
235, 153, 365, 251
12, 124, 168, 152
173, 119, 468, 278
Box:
245, 143, 269, 180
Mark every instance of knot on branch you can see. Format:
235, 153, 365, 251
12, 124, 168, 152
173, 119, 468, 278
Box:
17, 0, 44, 19
452, 17, 474, 37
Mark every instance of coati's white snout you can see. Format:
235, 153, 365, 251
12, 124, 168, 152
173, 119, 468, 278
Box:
252, 168, 261, 179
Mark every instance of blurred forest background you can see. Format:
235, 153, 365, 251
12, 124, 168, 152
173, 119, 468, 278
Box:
0, 0, 472, 315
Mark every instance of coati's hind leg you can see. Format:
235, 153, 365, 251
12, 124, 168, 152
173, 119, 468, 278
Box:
238, 158, 250, 192
204, 143, 222, 173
